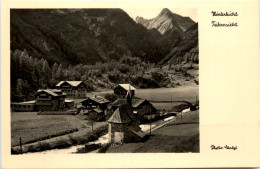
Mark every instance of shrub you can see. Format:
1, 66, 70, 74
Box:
35, 141, 51, 151
150, 70, 166, 82
68, 124, 108, 145
11, 147, 20, 154
98, 143, 111, 153
108, 71, 120, 83
26, 144, 37, 152
187, 63, 193, 69
54, 139, 72, 149
118, 64, 130, 73
104, 93, 118, 102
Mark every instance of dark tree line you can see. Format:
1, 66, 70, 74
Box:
11, 49, 167, 102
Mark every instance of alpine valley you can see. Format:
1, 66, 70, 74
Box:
11, 8, 199, 102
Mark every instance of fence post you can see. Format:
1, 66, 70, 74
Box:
20, 137, 23, 154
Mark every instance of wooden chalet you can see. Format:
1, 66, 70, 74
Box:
111, 98, 158, 121
35, 89, 66, 111
80, 96, 110, 120
81, 95, 110, 111
56, 81, 87, 99
113, 84, 135, 97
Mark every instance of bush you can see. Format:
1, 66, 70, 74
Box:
54, 139, 72, 149
98, 143, 111, 153
37, 141, 51, 151
11, 147, 20, 154
118, 64, 130, 74
150, 70, 166, 82
108, 71, 120, 83
104, 93, 118, 102
187, 63, 193, 69
69, 124, 108, 145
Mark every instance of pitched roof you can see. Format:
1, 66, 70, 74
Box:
56, 81, 83, 87
56, 81, 65, 86
21, 100, 36, 104
111, 99, 127, 107
93, 108, 103, 113
112, 98, 147, 108
115, 84, 136, 90
82, 96, 110, 104
51, 89, 62, 92
132, 99, 147, 107
65, 99, 74, 103
126, 125, 145, 138
108, 104, 136, 123
13, 100, 36, 104
91, 96, 110, 104
36, 89, 66, 97
37, 89, 59, 97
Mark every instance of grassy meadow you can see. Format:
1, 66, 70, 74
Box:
11, 112, 91, 147
137, 86, 198, 110
135, 86, 199, 102
12, 123, 108, 154
106, 110, 199, 153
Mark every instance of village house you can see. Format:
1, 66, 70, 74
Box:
81, 96, 110, 111
80, 95, 110, 120
111, 98, 158, 122
113, 84, 135, 97
56, 81, 87, 99
35, 89, 66, 111
11, 100, 36, 112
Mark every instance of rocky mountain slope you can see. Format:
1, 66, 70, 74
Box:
136, 8, 196, 56
11, 9, 166, 65
158, 23, 198, 65
136, 8, 195, 35
136, 8, 199, 86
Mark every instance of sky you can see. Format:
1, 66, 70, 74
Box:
122, 8, 198, 22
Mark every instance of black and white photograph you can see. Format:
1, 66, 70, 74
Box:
10, 8, 199, 154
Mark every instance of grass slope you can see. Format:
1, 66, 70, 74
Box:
106, 110, 199, 153
11, 112, 88, 147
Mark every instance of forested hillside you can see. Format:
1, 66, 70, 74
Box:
11, 8, 199, 102
11, 50, 172, 101
11, 9, 165, 65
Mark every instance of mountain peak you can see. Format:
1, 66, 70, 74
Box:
162, 8, 171, 13
158, 8, 173, 16
136, 8, 195, 34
